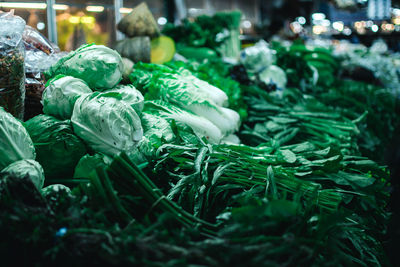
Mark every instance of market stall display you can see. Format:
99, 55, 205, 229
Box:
1, 5, 400, 267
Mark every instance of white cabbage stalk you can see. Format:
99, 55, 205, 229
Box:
179, 69, 229, 107
145, 101, 223, 144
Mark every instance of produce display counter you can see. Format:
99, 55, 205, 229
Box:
1, 3, 399, 267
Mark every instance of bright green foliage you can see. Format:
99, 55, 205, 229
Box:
144, 100, 222, 144
165, 59, 248, 120
130, 63, 240, 136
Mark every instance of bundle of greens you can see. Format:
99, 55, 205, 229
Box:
130, 63, 240, 141
162, 10, 242, 59
313, 79, 400, 163
240, 86, 361, 154
272, 42, 338, 90
165, 59, 248, 120
153, 138, 388, 219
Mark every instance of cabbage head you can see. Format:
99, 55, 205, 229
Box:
102, 84, 144, 115
1, 159, 44, 190
46, 44, 124, 90
42, 74, 93, 120
0, 107, 36, 169
24, 114, 87, 180
71, 92, 143, 156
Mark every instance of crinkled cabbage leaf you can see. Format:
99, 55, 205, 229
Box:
46, 44, 124, 90
71, 92, 143, 156
0, 107, 36, 169
1, 159, 44, 190
42, 74, 93, 120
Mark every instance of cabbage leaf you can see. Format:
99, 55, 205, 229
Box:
0, 107, 36, 169
71, 92, 143, 156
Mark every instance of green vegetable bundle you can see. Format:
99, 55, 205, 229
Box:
240, 86, 361, 154
162, 10, 242, 59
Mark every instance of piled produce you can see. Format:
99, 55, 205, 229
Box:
1, 11, 399, 267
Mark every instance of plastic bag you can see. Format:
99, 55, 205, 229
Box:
23, 26, 67, 121
239, 40, 276, 73
23, 25, 58, 55
0, 11, 26, 120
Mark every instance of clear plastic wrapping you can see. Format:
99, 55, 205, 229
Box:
0, 11, 26, 120
22, 25, 66, 121
23, 25, 59, 55
239, 40, 276, 73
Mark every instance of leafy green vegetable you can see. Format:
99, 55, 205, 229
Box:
1, 159, 44, 190
24, 114, 87, 181
132, 62, 229, 107
45, 44, 124, 90
73, 153, 111, 179
165, 59, 248, 120
0, 107, 36, 170
141, 111, 175, 147
101, 84, 144, 115
144, 100, 223, 144
240, 86, 360, 154
71, 92, 143, 156
163, 10, 241, 59
42, 75, 92, 120
131, 63, 240, 136
314, 79, 400, 163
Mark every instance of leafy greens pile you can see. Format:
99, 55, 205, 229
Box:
0, 39, 399, 267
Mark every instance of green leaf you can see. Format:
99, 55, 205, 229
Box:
327, 171, 376, 188
0, 107, 36, 170
279, 149, 297, 163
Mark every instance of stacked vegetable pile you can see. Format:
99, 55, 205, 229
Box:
0, 36, 399, 267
